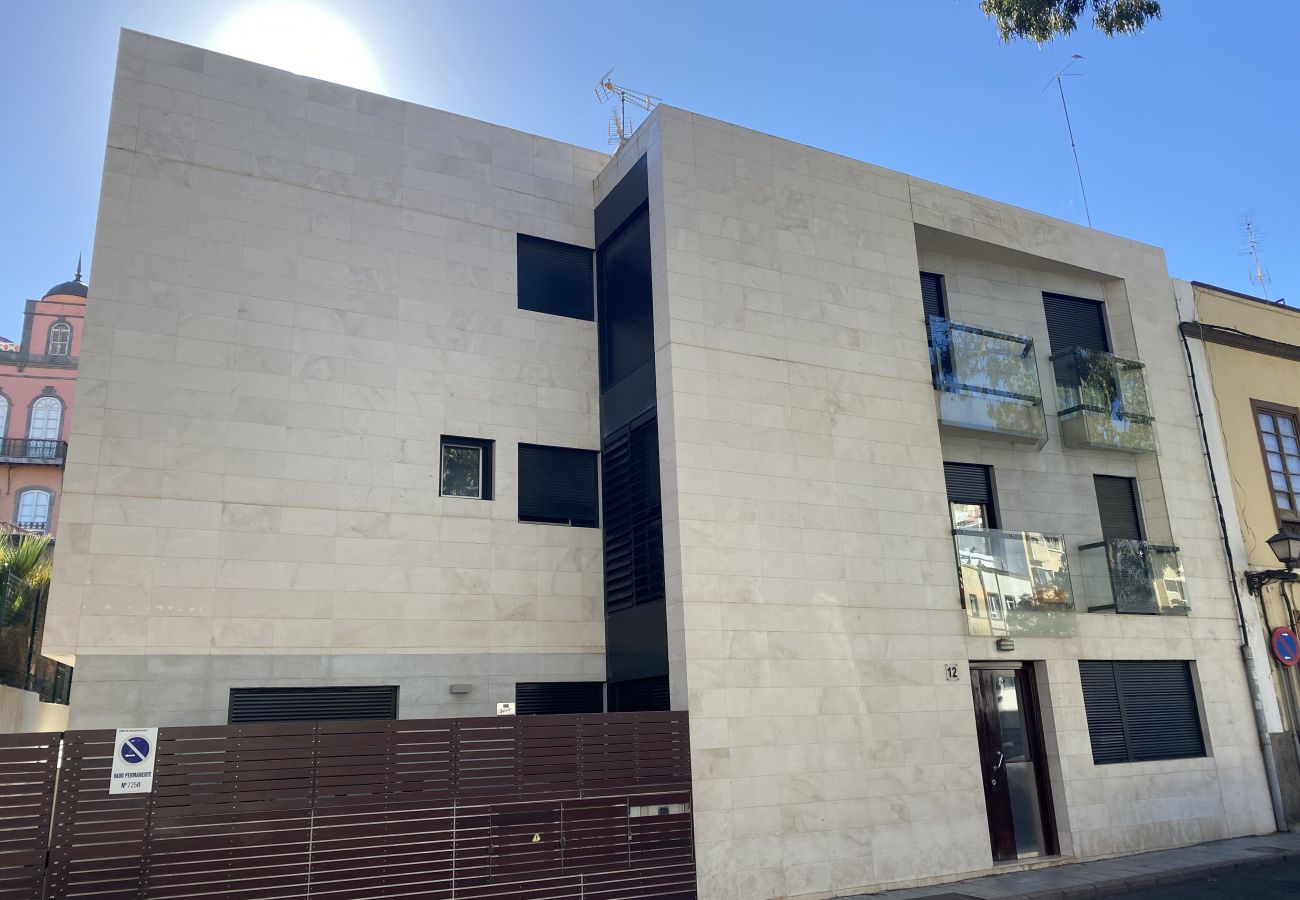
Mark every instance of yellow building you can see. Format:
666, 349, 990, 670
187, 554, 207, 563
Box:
1178, 280, 1300, 821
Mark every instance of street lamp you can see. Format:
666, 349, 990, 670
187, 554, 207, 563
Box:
1245, 528, 1300, 594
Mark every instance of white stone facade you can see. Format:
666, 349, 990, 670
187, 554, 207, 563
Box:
47, 31, 1276, 900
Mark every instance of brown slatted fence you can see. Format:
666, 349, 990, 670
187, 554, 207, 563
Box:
14, 712, 694, 899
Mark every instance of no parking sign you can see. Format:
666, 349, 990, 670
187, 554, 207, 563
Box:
108, 727, 157, 795
1271, 627, 1300, 667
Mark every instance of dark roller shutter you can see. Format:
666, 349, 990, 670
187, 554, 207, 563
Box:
601, 413, 665, 613
608, 675, 670, 712
1043, 293, 1110, 354
1115, 661, 1205, 761
1079, 662, 1128, 764
920, 272, 946, 321
517, 234, 594, 320
944, 463, 994, 508
1078, 661, 1205, 764
599, 206, 654, 389
514, 682, 604, 715
1094, 475, 1144, 541
228, 686, 398, 724
518, 443, 599, 527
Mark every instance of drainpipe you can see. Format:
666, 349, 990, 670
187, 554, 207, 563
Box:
1179, 324, 1288, 832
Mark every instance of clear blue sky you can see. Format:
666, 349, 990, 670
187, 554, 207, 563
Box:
2, 1, 1296, 341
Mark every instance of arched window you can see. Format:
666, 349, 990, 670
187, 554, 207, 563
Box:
15, 489, 52, 533
47, 322, 71, 357
0, 394, 9, 441
28, 395, 63, 458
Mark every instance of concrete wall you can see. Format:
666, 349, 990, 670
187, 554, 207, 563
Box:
45, 30, 611, 727
0, 685, 68, 733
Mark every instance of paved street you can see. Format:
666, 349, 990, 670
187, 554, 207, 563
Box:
1114, 857, 1300, 898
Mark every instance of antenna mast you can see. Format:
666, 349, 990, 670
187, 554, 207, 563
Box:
1046, 55, 1092, 228
595, 70, 659, 146
1242, 209, 1271, 299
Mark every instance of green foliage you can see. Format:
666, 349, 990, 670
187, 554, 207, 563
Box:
0, 535, 53, 624
980, 0, 1162, 43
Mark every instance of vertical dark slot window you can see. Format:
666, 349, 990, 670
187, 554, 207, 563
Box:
1093, 475, 1143, 541
920, 271, 947, 346
518, 443, 599, 527
1079, 661, 1206, 764
597, 206, 654, 389
944, 462, 998, 530
514, 682, 604, 715
601, 412, 665, 613
441, 436, 493, 500
516, 234, 594, 320
228, 686, 399, 723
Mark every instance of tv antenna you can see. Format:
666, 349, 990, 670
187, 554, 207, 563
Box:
595, 69, 659, 146
1242, 209, 1272, 299
1043, 55, 1092, 228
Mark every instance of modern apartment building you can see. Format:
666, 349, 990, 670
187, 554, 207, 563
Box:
44, 30, 1276, 899
1177, 279, 1300, 823
0, 267, 85, 535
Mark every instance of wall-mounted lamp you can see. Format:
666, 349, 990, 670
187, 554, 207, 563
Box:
449, 684, 472, 694
1245, 529, 1300, 594
996, 637, 1015, 652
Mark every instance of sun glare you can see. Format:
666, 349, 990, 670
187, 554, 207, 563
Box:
210, 2, 383, 93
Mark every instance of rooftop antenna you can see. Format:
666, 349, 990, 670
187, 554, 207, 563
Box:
595, 69, 659, 146
1242, 209, 1272, 300
1043, 55, 1092, 228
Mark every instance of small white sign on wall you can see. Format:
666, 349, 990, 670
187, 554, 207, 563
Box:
496, 702, 516, 716
109, 727, 158, 795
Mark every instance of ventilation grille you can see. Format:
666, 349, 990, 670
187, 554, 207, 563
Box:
608, 675, 670, 712
514, 682, 604, 715
228, 686, 399, 724
602, 413, 665, 613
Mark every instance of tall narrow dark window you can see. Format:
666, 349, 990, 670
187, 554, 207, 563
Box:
944, 462, 997, 530
516, 235, 594, 320
1094, 475, 1143, 541
1079, 661, 1205, 764
920, 272, 946, 321
597, 206, 654, 389
601, 412, 664, 613
518, 444, 599, 527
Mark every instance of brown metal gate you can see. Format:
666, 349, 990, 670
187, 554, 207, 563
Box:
0, 712, 696, 899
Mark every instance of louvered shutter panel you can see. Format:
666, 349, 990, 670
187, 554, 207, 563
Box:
518, 444, 599, 527
601, 414, 665, 613
608, 675, 670, 712
1043, 293, 1110, 354
1094, 475, 1144, 541
517, 234, 594, 320
919, 272, 946, 320
1115, 661, 1205, 761
944, 463, 994, 507
228, 686, 398, 723
514, 682, 604, 715
1079, 662, 1128, 764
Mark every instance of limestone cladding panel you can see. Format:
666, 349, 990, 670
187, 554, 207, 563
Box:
640, 106, 1273, 899
45, 32, 609, 707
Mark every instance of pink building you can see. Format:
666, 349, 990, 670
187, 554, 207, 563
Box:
0, 265, 85, 534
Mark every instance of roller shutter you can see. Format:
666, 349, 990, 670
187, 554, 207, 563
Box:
1079, 660, 1205, 764
1094, 475, 1144, 541
518, 443, 599, 527
517, 234, 594, 320
1043, 293, 1109, 354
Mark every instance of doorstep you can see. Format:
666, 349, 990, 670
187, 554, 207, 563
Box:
844, 832, 1300, 900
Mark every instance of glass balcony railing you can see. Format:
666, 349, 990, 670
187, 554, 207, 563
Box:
1049, 347, 1156, 454
1079, 540, 1189, 615
954, 527, 1077, 637
929, 318, 1048, 447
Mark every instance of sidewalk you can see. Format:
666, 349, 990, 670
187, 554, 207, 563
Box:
847, 832, 1300, 900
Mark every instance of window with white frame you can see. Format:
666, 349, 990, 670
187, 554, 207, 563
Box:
15, 489, 52, 532
47, 322, 71, 357
0, 394, 9, 440
440, 436, 493, 499
29, 396, 62, 442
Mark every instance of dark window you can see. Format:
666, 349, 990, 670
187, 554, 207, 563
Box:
920, 272, 946, 321
1043, 293, 1110, 355
516, 234, 594, 320
598, 205, 654, 389
1094, 475, 1143, 541
514, 681, 604, 715
228, 686, 399, 723
518, 443, 599, 527
441, 435, 493, 500
607, 674, 670, 712
1079, 661, 1205, 764
1254, 402, 1300, 524
944, 462, 997, 529
602, 412, 664, 613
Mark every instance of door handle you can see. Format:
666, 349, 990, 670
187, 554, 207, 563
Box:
992, 751, 1004, 772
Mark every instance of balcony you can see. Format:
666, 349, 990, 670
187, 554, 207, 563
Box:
929, 318, 1048, 447
1049, 347, 1157, 454
954, 527, 1077, 637
1079, 539, 1189, 615
0, 439, 66, 465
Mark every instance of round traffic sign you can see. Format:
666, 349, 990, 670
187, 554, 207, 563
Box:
120, 736, 152, 764
1271, 627, 1300, 667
